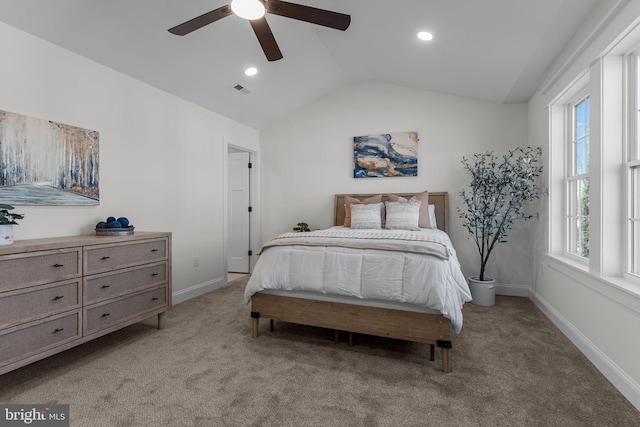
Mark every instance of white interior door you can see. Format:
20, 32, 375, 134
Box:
228, 151, 251, 273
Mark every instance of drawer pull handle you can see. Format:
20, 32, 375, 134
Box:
101, 285, 111, 289
53, 295, 64, 301
152, 297, 159, 301
101, 313, 110, 318
101, 256, 111, 260
151, 273, 159, 277
53, 328, 64, 334
151, 249, 159, 252
52, 263, 64, 268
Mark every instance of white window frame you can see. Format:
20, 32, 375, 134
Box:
626, 51, 640, 280
565, 93, 591, 262
547, 26, 640, 312
548, 71, 590, 270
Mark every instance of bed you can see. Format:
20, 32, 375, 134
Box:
244, 191, 471, 372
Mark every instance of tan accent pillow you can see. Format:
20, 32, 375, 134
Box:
413, 191, 430, 228
344, 195, 382, 227
387, 194, 408, 202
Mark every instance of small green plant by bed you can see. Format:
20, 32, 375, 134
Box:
293, 222, 310, 232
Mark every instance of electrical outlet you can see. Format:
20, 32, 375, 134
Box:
193, 255, 199, 267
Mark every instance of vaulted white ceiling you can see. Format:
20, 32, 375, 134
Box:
0, 0, 602, 129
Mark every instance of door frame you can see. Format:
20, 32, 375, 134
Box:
223, 140, 260, 283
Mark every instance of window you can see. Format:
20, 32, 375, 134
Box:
567, 96, 590, 259
548, 22, 640, 294
629, 55, 640, 276
631, 162, 639, 275
545, 10, 640, 317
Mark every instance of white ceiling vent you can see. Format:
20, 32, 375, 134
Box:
231, 83, 251, 95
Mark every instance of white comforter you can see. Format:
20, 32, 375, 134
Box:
244, 227, 472, 335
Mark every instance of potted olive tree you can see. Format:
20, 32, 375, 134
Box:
0, 204, 24, 246
458, 147, 544, 306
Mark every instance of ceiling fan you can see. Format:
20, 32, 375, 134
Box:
168, 0, 351, 62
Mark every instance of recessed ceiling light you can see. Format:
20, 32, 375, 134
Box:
417, 31, 434, 41
245, 67, 258, 76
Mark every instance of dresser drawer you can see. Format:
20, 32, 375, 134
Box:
0, 249, 82, 292
0, 280, 81, 329
84, 262, 168, 304
84, 238, 168, 274
0, 311, 81, 368
84, 286, 167, 335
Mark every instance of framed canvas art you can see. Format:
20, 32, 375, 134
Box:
0, 110, 99, 205
353, 131, 418, 178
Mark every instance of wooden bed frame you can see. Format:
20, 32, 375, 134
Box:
250, 192, 455, 372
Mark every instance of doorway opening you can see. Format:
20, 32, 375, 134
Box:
227, 145, 253, 277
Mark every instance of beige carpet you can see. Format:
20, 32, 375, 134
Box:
1, 276, 638, 426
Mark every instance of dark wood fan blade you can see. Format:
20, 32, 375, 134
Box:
168, 5, 233, 36
266, 0, 350, 31
250, 18, 283, 62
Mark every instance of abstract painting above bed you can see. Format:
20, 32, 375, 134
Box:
353, 132, 418, 178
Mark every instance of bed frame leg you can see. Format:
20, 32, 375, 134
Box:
437, 340, 452, 373
250, 312, 260, 338
430, 344, 435, 361
441, 348, 450, 373
348, 332, 354, 346
270, 319, 274, 332
334, 330, 339, 343
251, 318, 258, 338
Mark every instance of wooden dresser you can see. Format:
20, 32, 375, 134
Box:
0, 232, 171, 375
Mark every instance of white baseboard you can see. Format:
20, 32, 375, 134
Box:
530, 288, 640, 411
172, 277, 225, 305
495, 282, 530, 297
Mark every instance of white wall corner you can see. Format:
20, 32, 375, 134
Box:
495, 283, 530, 297
529, 289, 640, 412
172, 277, 225, 305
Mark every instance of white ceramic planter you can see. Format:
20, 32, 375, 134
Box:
468, 276, 495, 306
0, 224, 14, 246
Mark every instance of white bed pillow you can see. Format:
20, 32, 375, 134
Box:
429, 204, 437, 229
384, 200, 421, 230
350, 202, 383, 229
343, 194, 382, 227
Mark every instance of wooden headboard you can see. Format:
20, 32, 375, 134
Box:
333, 192, 449, 232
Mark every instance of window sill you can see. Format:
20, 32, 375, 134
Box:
545, 254, 640, 315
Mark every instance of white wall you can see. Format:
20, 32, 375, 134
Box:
0, 22, 259, 301
260, 81, 531, 291
528, 0, 640, 409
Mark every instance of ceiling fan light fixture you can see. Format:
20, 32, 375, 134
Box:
231, 0, 266, 20
417, 31, 434, 41
169, 1, 351, 62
